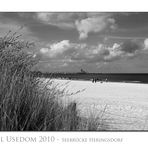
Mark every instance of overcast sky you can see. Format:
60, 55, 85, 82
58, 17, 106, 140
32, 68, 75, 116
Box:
1, 12, 148, 73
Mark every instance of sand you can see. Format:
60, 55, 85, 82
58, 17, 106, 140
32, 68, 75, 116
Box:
42, 78, 148, 130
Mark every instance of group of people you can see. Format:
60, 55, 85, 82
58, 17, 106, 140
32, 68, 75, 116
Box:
92, 78, 108, 83
92, 78, 100, 83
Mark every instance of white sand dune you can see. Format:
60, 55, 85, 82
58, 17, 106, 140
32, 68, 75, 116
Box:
43, 78, 148, 130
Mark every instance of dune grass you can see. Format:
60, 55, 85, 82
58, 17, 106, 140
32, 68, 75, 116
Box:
0, 32, 101, 131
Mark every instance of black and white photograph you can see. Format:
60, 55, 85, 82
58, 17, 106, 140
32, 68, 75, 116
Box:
1, 11, 148, 132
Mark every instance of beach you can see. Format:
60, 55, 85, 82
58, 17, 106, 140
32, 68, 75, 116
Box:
47, 79, 148, 130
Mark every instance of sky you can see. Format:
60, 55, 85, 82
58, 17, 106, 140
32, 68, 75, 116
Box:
0, 12, 148, 73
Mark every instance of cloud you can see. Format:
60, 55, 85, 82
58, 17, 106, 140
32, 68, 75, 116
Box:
35, 13, 77, 29
75, 15, 116, 40
40, 48, 49, 54
50, 40, 71, 54
144, 38, 148, 50
120, 40, 143, 53
38, 38, 148, 70
40, 40, 71, 57
35, 12, 116, 40
104, 43, 123, 61
105, 40, 146, 61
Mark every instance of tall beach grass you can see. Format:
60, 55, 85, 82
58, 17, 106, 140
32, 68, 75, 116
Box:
0, 32, 101, 131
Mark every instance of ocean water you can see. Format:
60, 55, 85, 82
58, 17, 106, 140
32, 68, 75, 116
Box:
46, 73, 148, 83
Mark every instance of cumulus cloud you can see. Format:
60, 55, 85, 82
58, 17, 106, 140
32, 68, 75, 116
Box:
144, 38, 148, 50
50, 40, 71, 54
105, 43, 123, 61
39, 38, 147, 68
75, 16, 116, 40
39, 40, 108, 63
40, 40, 72, 57
35, 12, 116, 40
40, 48, 49, 54
105, 40, 146, 61
120, 40, 143, 53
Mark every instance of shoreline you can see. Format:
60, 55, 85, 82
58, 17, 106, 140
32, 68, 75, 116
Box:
47, 78, 148, 85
